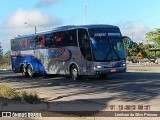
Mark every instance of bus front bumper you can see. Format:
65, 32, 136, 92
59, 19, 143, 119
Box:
94, 67, 127, 75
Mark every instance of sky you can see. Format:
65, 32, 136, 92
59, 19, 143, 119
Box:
0, 0, 160, 52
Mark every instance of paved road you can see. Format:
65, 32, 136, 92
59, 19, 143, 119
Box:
0, 69, 160, 112
127, 64, 160, 72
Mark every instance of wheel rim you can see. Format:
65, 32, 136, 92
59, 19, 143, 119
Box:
72, 68, 78, 77
28, 66, 33, 77
22, 66, 27, 76
71, 65, 79, 80
22, 67, 25, 75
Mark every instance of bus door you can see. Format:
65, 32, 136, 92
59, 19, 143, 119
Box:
78, 29, 94, 75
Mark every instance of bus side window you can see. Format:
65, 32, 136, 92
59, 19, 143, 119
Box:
28, 37, 35, 49
45, 34, 55, 47
11, 39, 16, 50
55, 32, 64, 46
20, 38, 28, 50
42, 35, 45, 47
46, 34, 51, 47
36, 36, 45, 48
15, 39, 20, 50
66, 29, 78, 46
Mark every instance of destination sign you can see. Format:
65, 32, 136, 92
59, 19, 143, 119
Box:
94, 33, 107, 37
94, 33, 121, 37
108, 33, 121, 36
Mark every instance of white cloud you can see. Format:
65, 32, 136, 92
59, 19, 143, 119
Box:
0, 9, 63, 52
6, 9, 62, 30
4, 9, 63, 36
119, 21, 150, 43
36, 0, 60, 8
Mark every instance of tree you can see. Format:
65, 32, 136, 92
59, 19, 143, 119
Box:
145, 28, 160, 58
125, 40, 155, 62
125, 41, 139, 62
145, 28, 160, 47
3, 51, 11, 65
0, 43, 3, 64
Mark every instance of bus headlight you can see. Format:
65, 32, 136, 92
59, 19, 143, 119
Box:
122, 63, 126, 66
96, 65, 103, 68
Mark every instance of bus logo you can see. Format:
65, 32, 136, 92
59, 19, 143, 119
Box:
45, 48, 65, 58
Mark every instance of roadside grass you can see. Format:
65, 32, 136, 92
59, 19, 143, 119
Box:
0, 64, 11, 70
0, 85, 41, 104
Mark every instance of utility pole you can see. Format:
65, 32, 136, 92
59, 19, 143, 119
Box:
25, 22, 37, 34
84, 0, 87, 25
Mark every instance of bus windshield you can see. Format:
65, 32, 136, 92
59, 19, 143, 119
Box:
89, 29, 126, 62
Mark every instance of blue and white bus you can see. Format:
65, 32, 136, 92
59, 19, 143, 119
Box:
11, 25, 132, 80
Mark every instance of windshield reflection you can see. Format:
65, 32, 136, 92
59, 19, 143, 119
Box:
91, 38, 125, 62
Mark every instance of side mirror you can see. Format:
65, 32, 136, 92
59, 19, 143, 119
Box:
123, 36, 132, 48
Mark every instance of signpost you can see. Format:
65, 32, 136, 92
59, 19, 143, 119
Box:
137, 52, 143, 59
136, 52, 143, 65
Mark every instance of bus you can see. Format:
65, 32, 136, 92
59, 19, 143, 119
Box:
11, 25, 132, 80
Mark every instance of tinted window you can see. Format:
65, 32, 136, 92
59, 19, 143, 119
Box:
28, 37, 35, 49
78, 29, 92, 61
65, 29, 78, 46
45, 34, 55, 47
35, 35, 45, 48
54, 32, 65, 46
11, 39, 16, 50
20, 38, 28, 50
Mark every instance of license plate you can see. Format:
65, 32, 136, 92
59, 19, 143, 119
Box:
111, 69, 116, 72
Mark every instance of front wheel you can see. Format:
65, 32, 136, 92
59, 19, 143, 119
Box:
27, 65, 34, 77
70, 65, 80, 80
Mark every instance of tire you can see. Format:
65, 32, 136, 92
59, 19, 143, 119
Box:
70, 65, 80, 80
27, 65, 34, 77
21, 66, 28, 77
99, 74, 107, 79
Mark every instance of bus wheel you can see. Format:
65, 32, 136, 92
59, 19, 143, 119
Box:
22, 66, 28, 77
99, 74, 107, 79
27, 65, 34, 77
70, 65, 79, 80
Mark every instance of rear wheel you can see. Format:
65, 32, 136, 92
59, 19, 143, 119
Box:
70, 65, 80, 80
21, 66, 28, 77
27, 65, 34, 77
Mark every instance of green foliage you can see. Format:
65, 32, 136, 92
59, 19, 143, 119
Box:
0, 85, 19, 100
3, 51, 11, 65
125, 41, 154, 62
0, 85, 41, 104
144, 28, 160, 58
21, 91, 41, 104
0, 45, 3, 64
145, 28, 160, 47
0, 50, 11, 66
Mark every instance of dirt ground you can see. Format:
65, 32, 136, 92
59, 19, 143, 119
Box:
0, 98, 160, 120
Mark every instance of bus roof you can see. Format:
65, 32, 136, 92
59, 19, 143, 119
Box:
15, 24, 119, 39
